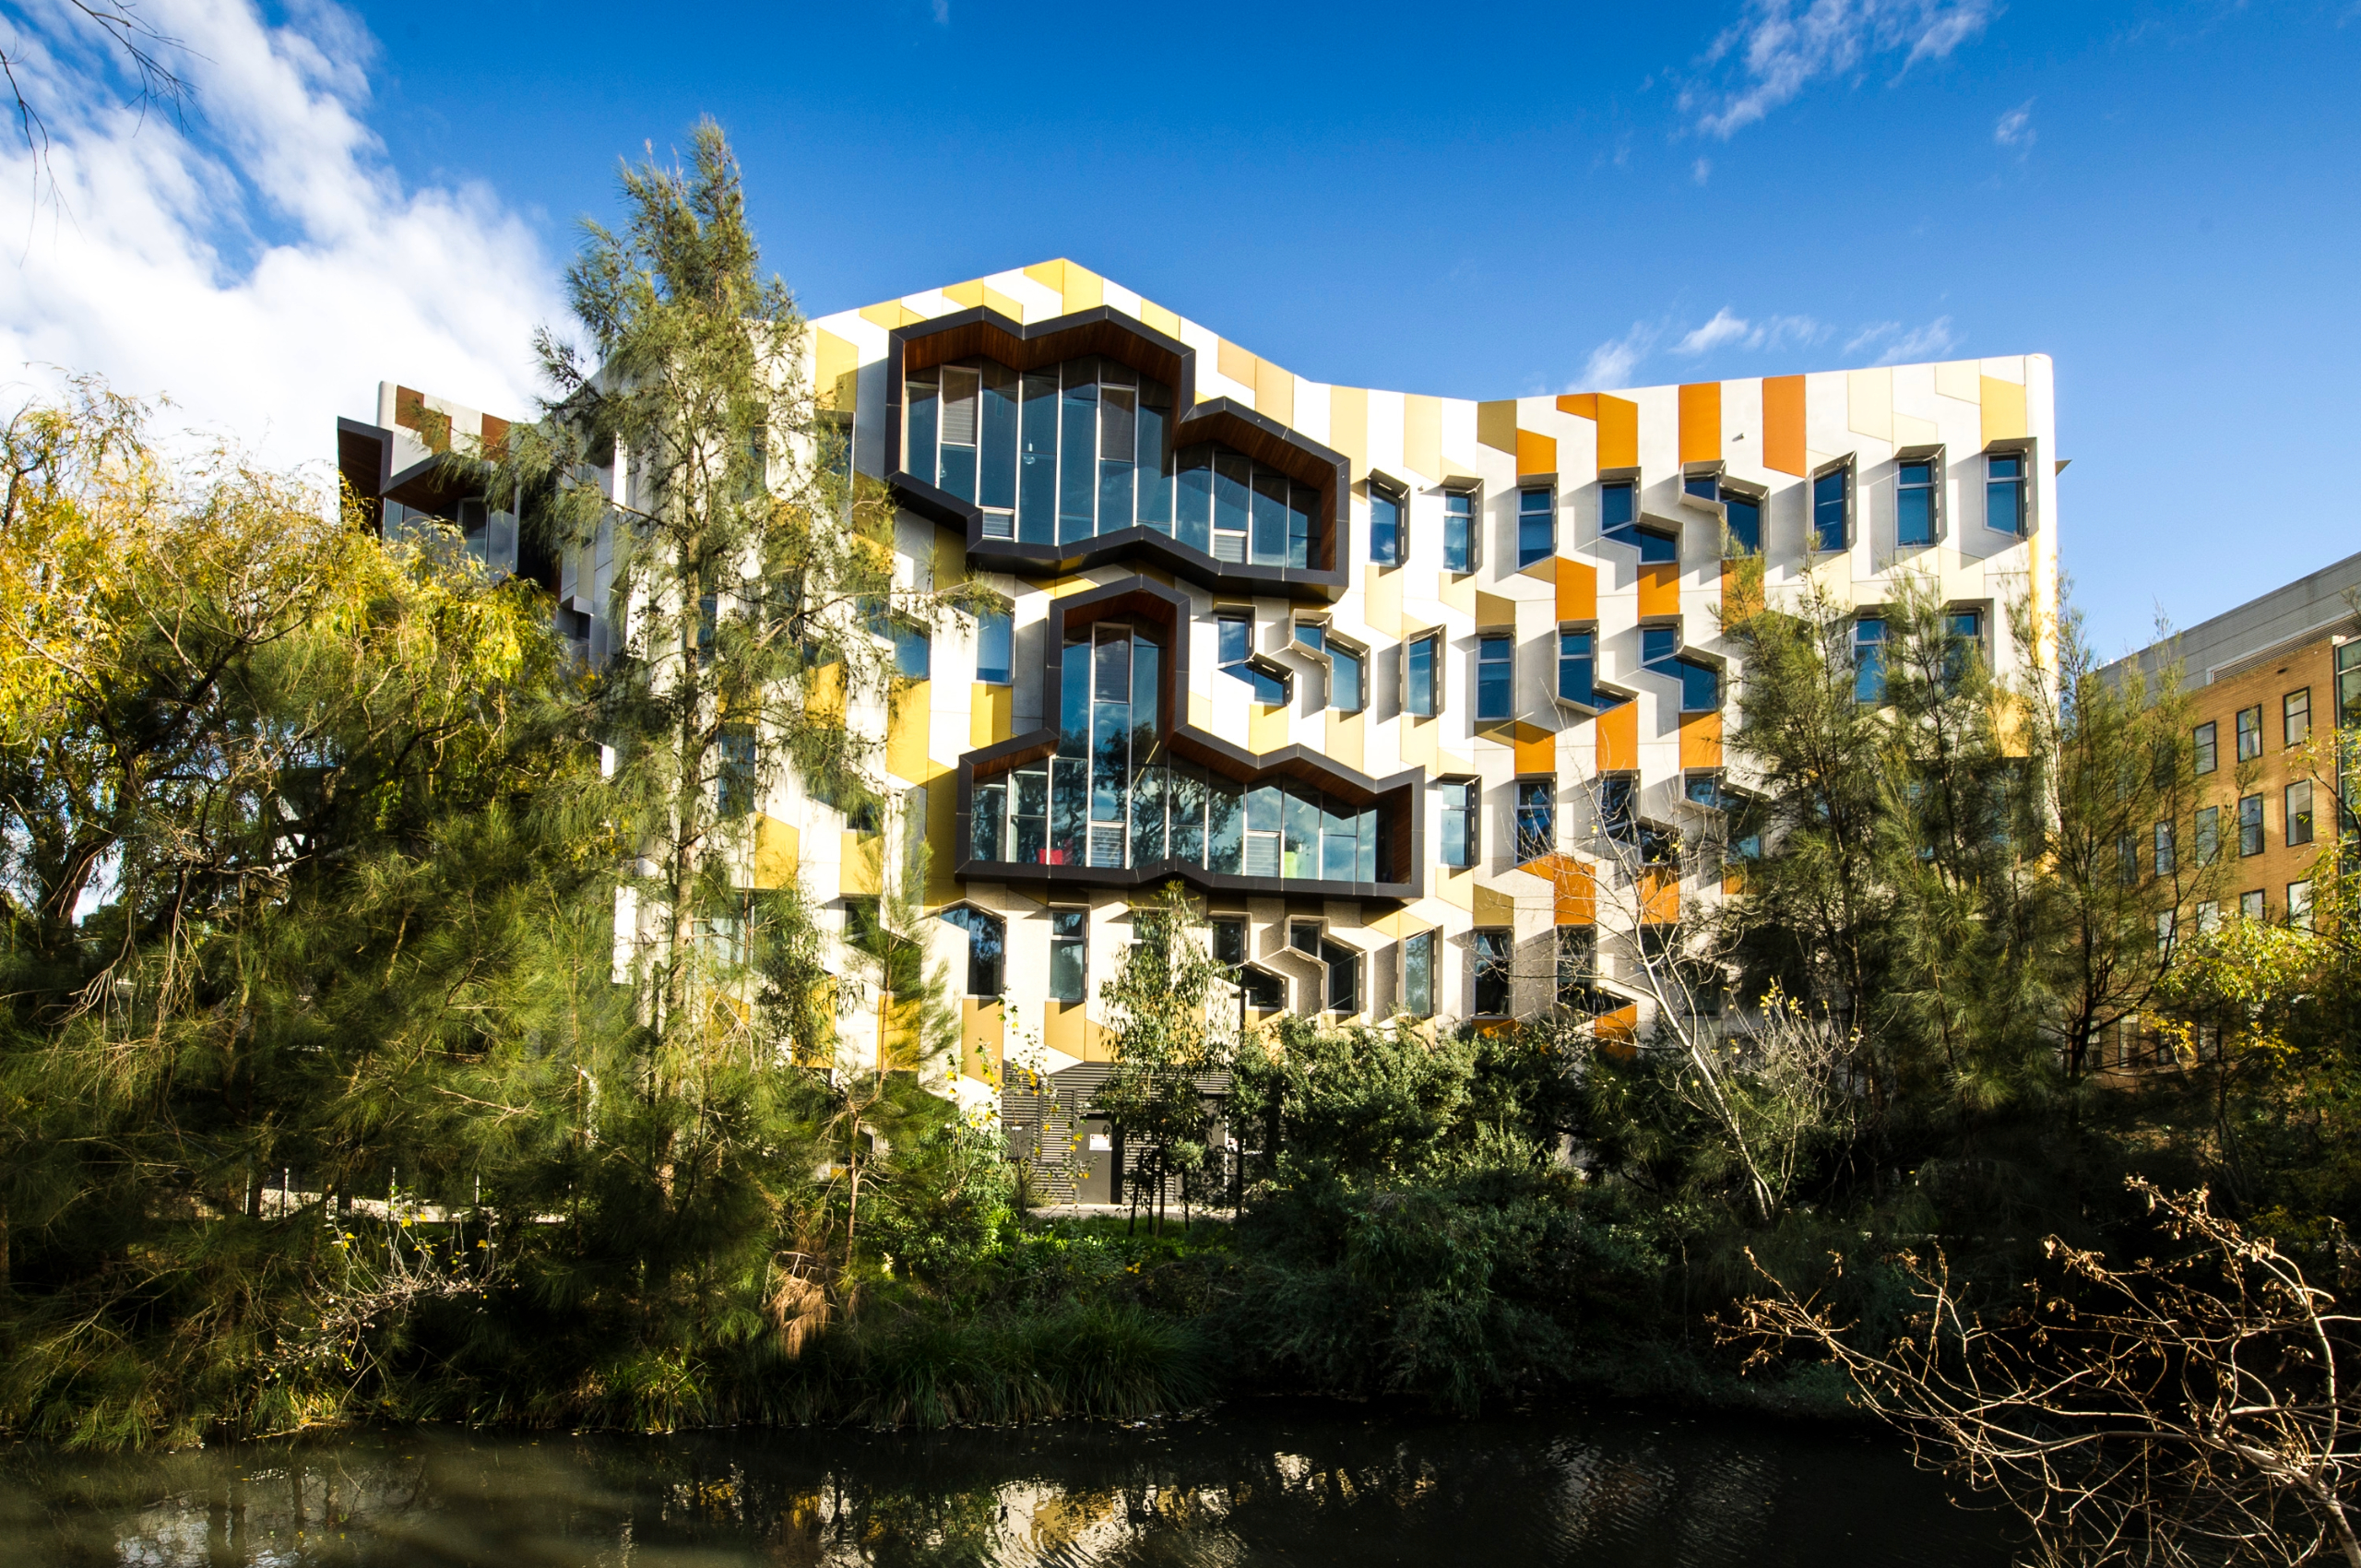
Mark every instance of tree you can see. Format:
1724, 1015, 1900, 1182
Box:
1738, 1179, 2361, 1568
2022, 588, 2216, 1092
1096, 883, 1230, 1231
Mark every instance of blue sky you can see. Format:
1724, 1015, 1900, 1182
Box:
8, 0, 2358, 657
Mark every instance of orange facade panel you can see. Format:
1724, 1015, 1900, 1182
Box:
1763, 374, 1807, 476
1680, 709, 1724, 769
1517, 428, 1559, 478
1556, 392, 1597, 420
1555, 557, 1597, 623
1641, 869, 1682, 924
1596, 396, 1638, 470
1638, 563, 1681, 620
1597, 701, 1638, 773
1679, 383, 1721, 465
1513, 721, 1555, 776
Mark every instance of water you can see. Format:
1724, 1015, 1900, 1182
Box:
0, 1401, 2015, 1566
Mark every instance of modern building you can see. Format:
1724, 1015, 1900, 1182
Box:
2102, 552, 2361, 956
339, 259, 2059, 1144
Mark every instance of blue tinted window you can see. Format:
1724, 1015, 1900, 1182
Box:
1476, 634, 1514, 721
1058, 362, 1097, 542
1684, 475, 1717, 499
1213, 452, 1251, 562
1724, 492, 1760, 555
1176, 445, 1213, 554
1097, 376, 1135, 533
1136, 381, 1172, 532
1286, 481, 1314, 569
1638, 527, 1677, 564
718, 727, 755, 818
1018, 371, 1058, 544
1251, 469, 1290, 565
980, 364, 1018, 510
1854, 617, 1886, 704
1049, 909, 1086, 1003
1558, 629, 1595, 706
1404, 929, 1434, 1016
907, 375, 939, 483
977, 604, 1012, 684
1516, 778, 1554, 861
1218, 613, 1251, 668
1599, 480, 1635, 538
1333, 645, 1364, 712
1406, 633, 1439, 718
1642, 626, 1679, 667
1987, 451, 2024, 535
1517, 488, 1554, 567
1679, 659, 1718, 713
1370, 487, 1402, 564
1440, 778, 1476, 869
1897, 460, 1935, 547
1443, 491, 1475, 573
1812, 469, 1846, 551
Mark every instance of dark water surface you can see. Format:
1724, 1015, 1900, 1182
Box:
0, 1401, 2016, 1566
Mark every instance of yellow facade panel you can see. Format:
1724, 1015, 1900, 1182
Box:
1217, 338, 1260, 393
1403, 394, 1442, 480
1249, 701, 1288, 753
1058, 263, 1104, 315
752, 814, 800, 890
841, 830, 882, 897
1476, 590, 1517, 628
1138, 298, 1181, 339
886, 680, 931, 782
1473, 884, 1514, 924
971, 684, 1013, 748
1981, 376, 2029, 445
857, 302, 920, 331
961, 997, 1004, 1082
1329, 386, 1370, 476
1256, 362, 1297, 431
815, 328, 861, 415
1477, 399, 1518, 456
1330, 708, 1365, 772
1364, 563, 1403, 636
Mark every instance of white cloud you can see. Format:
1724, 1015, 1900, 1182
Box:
1674, 307, 1829, 356
0, 0, 559, 475
931, 0, 951, 23
1677, 308, 1751, 355
1684, 0, 1995, 138
1691, 156, 1713, 184
1994, 98, 2035, 148
1576, 322, 1660, 390
1845, 315, 1958, 363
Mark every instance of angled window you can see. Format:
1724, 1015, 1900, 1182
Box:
1515, 779, 1555, 862
1405, 632, 1442, 719
1442, 489, 1477, 573
1240, 966, 1286, 1010
1472, 928, 1513, 1016
1517, 487, 1554, 568
1048, 909, 1087, 1004
2236, 705, 2263, 762
1986, 450, 2025, 536
1216, 610, 1287, 704
1811, 459, 1851, 552
1942, 610, 1983, 690
1599, 477, 1636, 546
718, 726, 756, 819
1476, 634, 1515, 722
1896, 458, 1937, 547
1598, 773, 1638, 847
939, 907, 1006, 996
1370, 481, 1405, 566
2193, 720, 2217, 776
1722, 487, 1762, 555
2288, 779, 2315, 847
1555, 925, 1600, 1014
1853, 617, 1887, 705
1685, 771, 1725, 810
1322, 939, 1361, 1014
1331, 640, 1366, 713
1440, 778, 1478, 870
1402, 929, 1436, 1018
1211, 915, 1246, 968
1642, 626, 1718, 713
2239, 793, 2265, 857
1557, 628, 1596, 707
976, 601, 1014, 684
2285, 687, 2312, 748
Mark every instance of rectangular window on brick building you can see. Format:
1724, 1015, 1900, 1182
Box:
2288, 780, 2315, 846
2193, 720, 2217, 775
2286, 687, 2311, 748
2239, 793, 2265, 856
2236, 705, 2263, 761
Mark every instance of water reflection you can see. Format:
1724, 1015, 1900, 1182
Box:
1, 1401, 2011, 1567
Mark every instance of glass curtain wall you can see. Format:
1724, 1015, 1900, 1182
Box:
968, 620, 1388, 883
907, 353, 1319, 568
